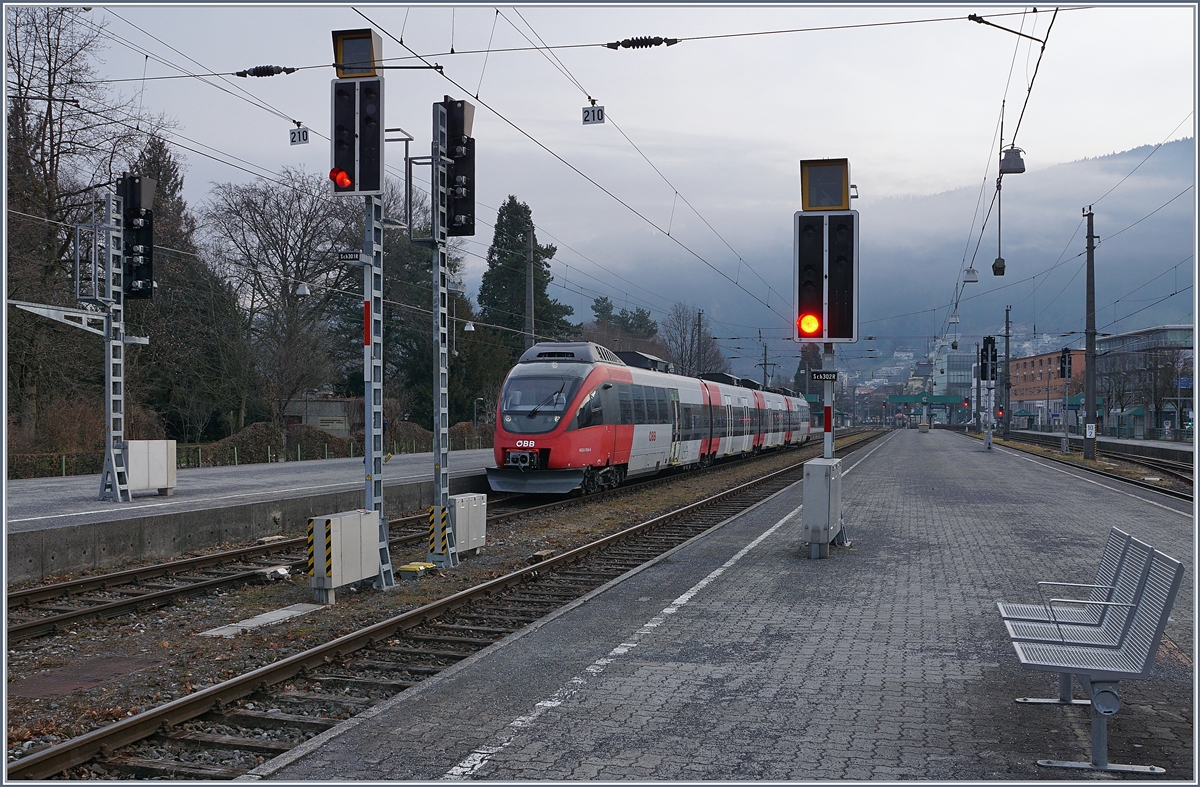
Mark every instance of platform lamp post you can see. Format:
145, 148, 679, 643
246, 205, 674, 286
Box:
474, 397, 485, 439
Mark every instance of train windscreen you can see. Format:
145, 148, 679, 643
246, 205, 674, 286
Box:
500, 364, 589, 434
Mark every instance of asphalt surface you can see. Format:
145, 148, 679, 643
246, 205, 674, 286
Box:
247, 428, 1193, 780
4, 450, 495, 533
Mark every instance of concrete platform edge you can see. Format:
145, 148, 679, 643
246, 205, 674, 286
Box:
7, 473, 490, 584
239, 474, 806, 781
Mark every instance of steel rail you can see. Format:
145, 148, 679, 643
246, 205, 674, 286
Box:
6, 430, 882, 780
965, 433, 1193, 502
9, 435, 858, 627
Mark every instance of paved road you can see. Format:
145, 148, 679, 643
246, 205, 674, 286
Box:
5, 450, 495, 533
250, 429, 1193, 780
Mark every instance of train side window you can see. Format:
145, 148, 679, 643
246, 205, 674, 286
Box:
653, 387, 667, 423
632, 385, 646, 424
618, 383, 632, 425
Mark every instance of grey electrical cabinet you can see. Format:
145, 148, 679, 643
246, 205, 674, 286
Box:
802, 458, 843, 557
308, 509, 379, 603
450, 493, 487, 555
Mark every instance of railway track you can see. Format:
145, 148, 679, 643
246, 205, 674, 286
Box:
973, 431, 1193, 501
6, 435, 866, 644
6, 430, 883, 780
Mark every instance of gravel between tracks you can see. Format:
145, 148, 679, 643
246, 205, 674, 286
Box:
6, 440, 851, 765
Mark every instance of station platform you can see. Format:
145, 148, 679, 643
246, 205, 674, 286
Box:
1011, 429, 1193, 463
250, 428, 1193, 781
4, 450, 493, 583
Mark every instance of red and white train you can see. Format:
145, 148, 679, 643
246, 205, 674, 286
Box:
487, 342, 813, 494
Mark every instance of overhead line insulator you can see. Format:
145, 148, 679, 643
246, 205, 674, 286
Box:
605, 36, 679, 50
235, 65, 297, 78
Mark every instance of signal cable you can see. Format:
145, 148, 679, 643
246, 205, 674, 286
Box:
500, 7, 787, 308
355, 7, 792, 326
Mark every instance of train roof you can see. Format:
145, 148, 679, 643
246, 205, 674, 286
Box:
517, 342, 626, 366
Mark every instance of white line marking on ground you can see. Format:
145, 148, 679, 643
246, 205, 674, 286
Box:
998, 447, 1192, 518
442, 431, 893, 779
440, 504, 800, 779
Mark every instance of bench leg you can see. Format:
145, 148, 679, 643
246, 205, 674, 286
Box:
1016, 672, 1089, 705
1037, 682, 1166, 774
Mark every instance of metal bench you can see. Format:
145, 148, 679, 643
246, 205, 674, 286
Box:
1004, 537, 1153, 648
1007, 548, 1184, 773
997, 527, 1133, 625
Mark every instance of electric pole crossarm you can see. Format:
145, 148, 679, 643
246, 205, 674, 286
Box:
8, 300, 107, 337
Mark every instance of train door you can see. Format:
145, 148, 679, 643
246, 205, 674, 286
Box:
734, 395, 744, 451
723, 394, 734, 455
669, 390, 681, 465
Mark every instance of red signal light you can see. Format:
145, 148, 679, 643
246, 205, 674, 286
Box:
798, 313, 820, 336
329, 167, 352, 188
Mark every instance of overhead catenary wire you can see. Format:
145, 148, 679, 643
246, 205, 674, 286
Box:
499, 7, 788, 310
355, 6, 791, 325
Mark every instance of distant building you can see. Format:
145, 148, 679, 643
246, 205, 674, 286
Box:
1010, 349, 1085, 430
282, 396, 363, 437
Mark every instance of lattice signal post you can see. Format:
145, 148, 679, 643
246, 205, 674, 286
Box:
328, 28, 394, 590
10, 179, 151, 502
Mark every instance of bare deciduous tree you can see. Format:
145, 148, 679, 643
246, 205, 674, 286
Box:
202, 168, 361, 428
6, 7, 167, 443
659, 302, 730, 377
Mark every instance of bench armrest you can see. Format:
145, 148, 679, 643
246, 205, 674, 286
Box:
1047, 599, 1135, 609
1036, 581, 1115, 591
1034, 582, 1117, 621
1042, 599, 1136, 642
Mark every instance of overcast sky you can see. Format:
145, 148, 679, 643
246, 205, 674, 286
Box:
72, 3, 1197, 379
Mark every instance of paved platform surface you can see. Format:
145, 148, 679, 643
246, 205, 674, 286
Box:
5, 450, 494, 533
251, 429, 1193, 781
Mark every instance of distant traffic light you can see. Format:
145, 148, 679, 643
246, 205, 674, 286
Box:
793, 210, 858, 342
442, 96, 476, 237
1059, 347, 1072, 379
997, 404, 1005, 419
118, 173, 156, 299
963, 397, 970, 408
329, 77, 384, 195
981, 336, 997, 381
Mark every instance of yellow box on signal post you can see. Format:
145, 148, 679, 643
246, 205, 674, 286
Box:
332, 28, 383, 78
800, 158, 851, 211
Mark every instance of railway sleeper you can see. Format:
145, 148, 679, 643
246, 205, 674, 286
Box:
157, 729, 296, 754
398, 632, 500, 647
431, 622, 522, 636
259, 689, 376, 711
106, 756, 246, 780
211, 709, 339, 732
305, 673, 415, 692
452, 611, 543, 625
377, 645, 472, 660
346, 658, 444, 675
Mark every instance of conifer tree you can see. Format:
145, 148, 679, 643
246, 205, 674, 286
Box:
476, 196, 574, 356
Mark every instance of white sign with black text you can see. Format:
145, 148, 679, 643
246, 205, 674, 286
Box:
582, 106, 605, 125
289, 126, 310, 146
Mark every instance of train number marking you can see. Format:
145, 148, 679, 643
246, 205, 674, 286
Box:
515, 440, 536, 448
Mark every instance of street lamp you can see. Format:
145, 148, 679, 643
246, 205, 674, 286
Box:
473, 397, 485, 435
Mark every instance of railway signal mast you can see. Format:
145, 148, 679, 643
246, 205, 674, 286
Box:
794, 158, 859, 558
981, 336, 998, 450
327, 28, 394, 593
